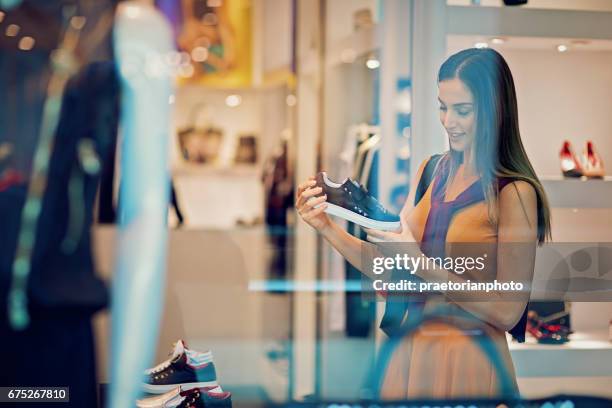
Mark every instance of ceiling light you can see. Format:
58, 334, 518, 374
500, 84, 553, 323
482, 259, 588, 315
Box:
179, 52, 191, 65
225, 94, 242, 107
165, 51, 182, 66
491, 37, 505, 44
286, 94, 297, 107
557, 44, 568, 52
191, 46, 209, 62
178, 64, 195, 78
18, 36, 35, 51
366, 58, 380, 70
5, 24, 20, 37
474, 42, 488, 49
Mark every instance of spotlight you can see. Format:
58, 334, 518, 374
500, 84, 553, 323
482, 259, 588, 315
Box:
18, 36, 35, 51
366, 58, 380, 70
191, 46, 209, 62
5, 24, 20, 37
286, 94, 297, 107
474, 42, 488, 49
557, 44, 568, 53
225, 94, 242, 107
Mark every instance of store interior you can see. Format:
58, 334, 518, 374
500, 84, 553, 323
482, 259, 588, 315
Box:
81, 0, 612, 404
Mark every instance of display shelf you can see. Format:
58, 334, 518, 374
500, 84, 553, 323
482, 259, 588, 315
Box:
509, 331, 612, 377
173, 165, 264, 229
173, 163, 261, 177
540, 176, 612, 208
447, 6, 612, 40
326, 24, 381, 68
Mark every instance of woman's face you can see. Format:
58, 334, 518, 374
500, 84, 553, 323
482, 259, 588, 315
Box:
438, 78, 475, 152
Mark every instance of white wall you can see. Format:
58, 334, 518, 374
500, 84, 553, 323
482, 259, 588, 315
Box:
444, 45, 612, 177
325, 0, 377, 45
262, 0, 292, 72
448, 0, 612, 12
173, 84, 288, 167
502, 49, 612, 177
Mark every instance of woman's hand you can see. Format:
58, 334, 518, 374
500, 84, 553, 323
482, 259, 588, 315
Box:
296, 177, 331, 232
365, 216, 416, 243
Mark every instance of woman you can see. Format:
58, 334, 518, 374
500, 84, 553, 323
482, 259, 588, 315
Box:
296, 48, 551, 398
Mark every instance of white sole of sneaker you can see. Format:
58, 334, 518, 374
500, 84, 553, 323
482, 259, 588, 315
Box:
320, 203, 400, 231
142, 381, 218, 394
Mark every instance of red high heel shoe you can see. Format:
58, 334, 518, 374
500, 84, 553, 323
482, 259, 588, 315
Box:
559, 140, 583, 178
582, 141, 605, 179
527, 311, 570, 344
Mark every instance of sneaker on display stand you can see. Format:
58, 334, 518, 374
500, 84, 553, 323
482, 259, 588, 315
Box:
177, 387, 232, 408
143, 340, 218, 394
314, 172, 400, 231
137, 386, 227, 408
145, 340, 212, 376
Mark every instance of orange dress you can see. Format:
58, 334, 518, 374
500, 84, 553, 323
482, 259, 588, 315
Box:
380, 161, 520, 399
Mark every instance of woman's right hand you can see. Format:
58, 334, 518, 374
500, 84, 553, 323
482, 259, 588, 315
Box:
296, 177, 331, 232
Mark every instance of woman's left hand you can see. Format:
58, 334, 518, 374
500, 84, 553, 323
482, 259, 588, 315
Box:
365, 216, 416, 243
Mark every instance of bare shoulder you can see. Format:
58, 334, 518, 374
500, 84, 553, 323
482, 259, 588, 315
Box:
499, 180, 538, 231
499, 180, 537, 206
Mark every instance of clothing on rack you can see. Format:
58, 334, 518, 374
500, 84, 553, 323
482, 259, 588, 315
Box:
262, 140, 294, 279
325, 124, 381, 337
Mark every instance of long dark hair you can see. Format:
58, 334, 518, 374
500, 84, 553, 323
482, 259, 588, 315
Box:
438, 48, 551, 243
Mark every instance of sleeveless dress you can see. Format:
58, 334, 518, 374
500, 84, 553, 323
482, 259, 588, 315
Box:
380, 156, 520, 399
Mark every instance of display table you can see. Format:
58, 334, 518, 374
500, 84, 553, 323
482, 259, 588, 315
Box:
173, 164, 264, 229
509, 331, 612, 398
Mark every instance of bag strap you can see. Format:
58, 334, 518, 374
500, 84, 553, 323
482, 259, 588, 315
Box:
414, 153, 443, 206
379, 154, 444, 336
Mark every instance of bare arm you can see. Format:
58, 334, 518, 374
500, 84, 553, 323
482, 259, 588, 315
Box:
295, 158, 430, 281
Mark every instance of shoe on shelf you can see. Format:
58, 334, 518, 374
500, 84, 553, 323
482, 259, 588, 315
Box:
177, 388, 232, 408
527, 311, 570, 345
559, 140, 583, 178
145, 340, 213, 376
314, 172, 400, 231
137, 386, 224, 408
582, 140, 605, 179
143, 341, 218, 394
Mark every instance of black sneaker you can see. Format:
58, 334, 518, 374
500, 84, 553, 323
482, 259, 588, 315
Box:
177, 388, 232, 408
137, 386, 224, 408
143, 352, 218, 394
314, 172, 400, 231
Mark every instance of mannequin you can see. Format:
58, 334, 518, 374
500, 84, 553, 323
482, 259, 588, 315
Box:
110, 1, 174, 406
0, 0, 174, 406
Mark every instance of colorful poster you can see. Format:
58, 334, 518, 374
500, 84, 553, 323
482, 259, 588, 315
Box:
159, 0, 252, 87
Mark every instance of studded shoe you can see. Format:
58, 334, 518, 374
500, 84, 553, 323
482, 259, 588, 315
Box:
177, 388, 232, 408
144, 340, 213, 377
314, 172, 400, 231
136, 386, 224, 408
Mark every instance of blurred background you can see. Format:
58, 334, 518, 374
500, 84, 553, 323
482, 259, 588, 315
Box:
2, 0, 612, 405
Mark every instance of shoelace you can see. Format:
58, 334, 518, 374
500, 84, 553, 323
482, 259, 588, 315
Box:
146, 358, 173, 375
145, 342, 182, 374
